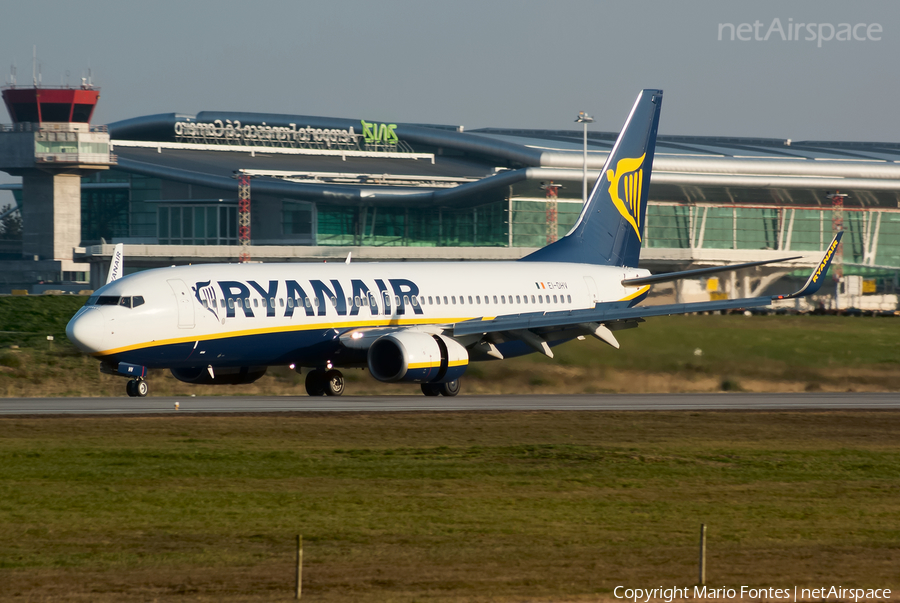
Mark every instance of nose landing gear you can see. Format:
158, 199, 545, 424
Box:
126, 378, 148, 397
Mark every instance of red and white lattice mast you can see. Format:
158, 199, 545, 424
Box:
541, 181, 561, 245
827, 191, 847, 308
237, 173, 251, 263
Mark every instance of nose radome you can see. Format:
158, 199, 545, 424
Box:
66, 308, 106, 354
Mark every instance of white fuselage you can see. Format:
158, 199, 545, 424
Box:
67, 260, 650, 369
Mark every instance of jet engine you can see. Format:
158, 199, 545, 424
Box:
367, 332, 467, 383
170, 366, 268, 385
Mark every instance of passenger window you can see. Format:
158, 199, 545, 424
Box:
409, 296, 416, 307
459, 296, 464, 305
305, 297, 311, 308
538, 295, 542, 303
253, 299, 258, 308
435, 296, 441, 305
451, 296, 457, 304
468, 296, 473, 304
287, 298, 294, 308
522, 296, 527, 305
476, 296, 481, 304
428, 296, 433, 305
501, 296, 505, 304
201, 300, 208, 309
354, 296, 360, 307
228, 299, 235, 309
567, 295, 572, 303
493, 295, 498, 304
220, 299, 225, 308
516, 295, 521, 303
553, 295, 558, 303
443, 296, 448, 304
132, 296, 145, 308
279, 298, 285, 307
531, 295, 536, 303
394, 296, 400, 306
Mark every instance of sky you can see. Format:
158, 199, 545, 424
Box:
1, 0, 898, 199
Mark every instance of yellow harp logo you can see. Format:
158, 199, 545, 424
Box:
606, 153, 646, 241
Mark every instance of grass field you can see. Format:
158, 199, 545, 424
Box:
1, 411, 899, 602
0, 296, 898, 396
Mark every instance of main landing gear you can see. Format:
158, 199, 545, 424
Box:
305, 369, 345, 397
421, 380, 460, 397
126, 378, 148, 398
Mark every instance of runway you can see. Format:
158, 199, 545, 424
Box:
0, 392, 897, 415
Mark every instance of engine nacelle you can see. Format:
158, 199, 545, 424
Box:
170, 366, 268, 385
367, 332, 468, 383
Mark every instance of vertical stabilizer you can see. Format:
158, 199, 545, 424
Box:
521, 89, 662, 267
106, 243, 124, 284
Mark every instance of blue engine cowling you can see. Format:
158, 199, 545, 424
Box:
367, 332, 468, 383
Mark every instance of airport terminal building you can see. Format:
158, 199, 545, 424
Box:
2, 86, 899, 309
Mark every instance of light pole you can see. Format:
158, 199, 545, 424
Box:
575, 111, 594, 204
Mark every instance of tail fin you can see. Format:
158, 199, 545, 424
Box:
521, 89, 662, 267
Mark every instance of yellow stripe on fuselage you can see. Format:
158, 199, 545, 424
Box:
620, 285, 651, 301
93, 315, 472, 357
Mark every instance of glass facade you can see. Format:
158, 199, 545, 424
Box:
282, 200, 314, 239
316, 202, 508, 247
158, 204, 238, 245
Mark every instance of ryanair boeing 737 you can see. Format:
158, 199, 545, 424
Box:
66, 90, 842, 398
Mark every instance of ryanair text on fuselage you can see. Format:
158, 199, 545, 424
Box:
193, 277, 424, 320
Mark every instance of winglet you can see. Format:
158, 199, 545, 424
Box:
106, 243, 124, 284
776, 231, 843, 300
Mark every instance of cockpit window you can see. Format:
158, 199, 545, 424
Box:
84, 295, 145, 309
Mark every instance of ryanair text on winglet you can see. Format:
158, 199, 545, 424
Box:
811, 237, 840, 284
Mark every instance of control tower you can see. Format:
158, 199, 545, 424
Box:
0, 80, 115, 286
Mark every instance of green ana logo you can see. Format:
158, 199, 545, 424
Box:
361, 120, 399, 144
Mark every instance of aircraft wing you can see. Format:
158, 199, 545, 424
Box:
451, 232, 843, 339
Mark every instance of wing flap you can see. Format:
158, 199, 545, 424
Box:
621, 256, 802, 287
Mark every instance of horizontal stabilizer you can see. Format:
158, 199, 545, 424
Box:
621, 256, 802, 287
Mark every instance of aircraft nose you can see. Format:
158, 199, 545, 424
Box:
66, 308, 106, 354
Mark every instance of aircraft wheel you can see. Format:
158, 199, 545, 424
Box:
324, 370, 345, 397
136, 379, 149, 397
126, 380, 137, 397
305, 370, 326, 396
438, 379, 460, 397
421, 383, 441, 396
